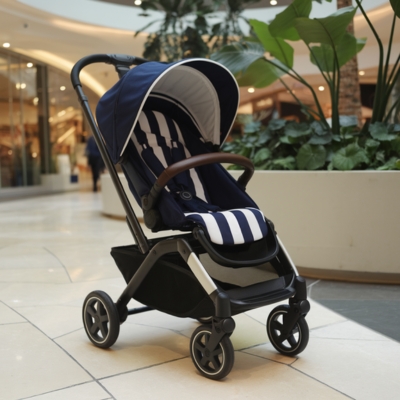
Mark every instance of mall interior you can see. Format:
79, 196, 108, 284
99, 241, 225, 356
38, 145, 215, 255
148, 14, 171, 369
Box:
0, 0, 399, 399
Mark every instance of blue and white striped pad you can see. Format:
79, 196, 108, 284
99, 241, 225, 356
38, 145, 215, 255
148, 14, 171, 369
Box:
184, 208, 267, 246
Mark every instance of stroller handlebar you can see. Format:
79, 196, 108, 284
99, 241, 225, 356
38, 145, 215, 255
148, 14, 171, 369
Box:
71, 53, 148, 88
142, 153, 254, 212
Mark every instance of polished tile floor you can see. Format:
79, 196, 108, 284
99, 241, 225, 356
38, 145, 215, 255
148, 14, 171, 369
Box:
1, 191, 399, 400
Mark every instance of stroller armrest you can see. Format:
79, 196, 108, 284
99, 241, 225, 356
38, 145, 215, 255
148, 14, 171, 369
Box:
142, 153, 254, 211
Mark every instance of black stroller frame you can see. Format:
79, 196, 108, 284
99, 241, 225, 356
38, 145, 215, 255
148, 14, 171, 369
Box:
71, 54, 311, 380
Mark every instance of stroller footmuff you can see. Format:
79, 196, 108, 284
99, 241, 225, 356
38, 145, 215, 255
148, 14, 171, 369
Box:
72, 54, 310, 380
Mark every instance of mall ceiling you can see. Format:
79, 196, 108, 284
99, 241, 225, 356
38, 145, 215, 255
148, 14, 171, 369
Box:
96, 0, 293, 9
0, 0, 396, 105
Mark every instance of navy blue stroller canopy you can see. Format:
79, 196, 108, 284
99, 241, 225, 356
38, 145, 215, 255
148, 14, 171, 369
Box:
96, 59, 240, 164
96, 58, 267, 245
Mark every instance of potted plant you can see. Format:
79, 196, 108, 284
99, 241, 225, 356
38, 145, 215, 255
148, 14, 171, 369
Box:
212, 0, 400, 171
211, 0, 400, 281
134, 0, 258, 61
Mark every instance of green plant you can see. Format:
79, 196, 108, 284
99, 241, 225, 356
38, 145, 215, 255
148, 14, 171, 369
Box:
135, 0, 258, 61
211, 0, 371, 134
213, 0, 400, 170
223, 117, 400, 171
355, 0, 400, 124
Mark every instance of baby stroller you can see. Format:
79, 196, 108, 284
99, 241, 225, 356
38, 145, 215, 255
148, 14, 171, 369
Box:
71, 54, 310, 380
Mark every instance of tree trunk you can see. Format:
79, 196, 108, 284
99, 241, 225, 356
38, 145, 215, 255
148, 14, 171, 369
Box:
337, 0, 363, 126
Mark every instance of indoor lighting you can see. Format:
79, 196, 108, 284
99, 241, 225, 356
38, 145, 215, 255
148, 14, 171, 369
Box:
318, 86, 325, 91
27, 62, 33, 68
248, 87, 255, 93
2, 42, 10, 48
60, 86, 66, 91
359, 70, 365, 76
134, 0, 142, 5
270, 0, 278, 5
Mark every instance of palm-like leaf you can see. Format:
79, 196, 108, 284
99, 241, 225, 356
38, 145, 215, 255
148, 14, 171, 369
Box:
294, 6, 357, 46
310, 33, 366, 72
210, 41, 265, 75
269, 0, 313, 41
390, 0, 400, 18
250, 20, 294, 68
236, 58, 284, 88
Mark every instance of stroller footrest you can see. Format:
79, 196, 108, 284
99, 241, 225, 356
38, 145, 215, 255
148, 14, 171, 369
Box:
226, 275, 295, 311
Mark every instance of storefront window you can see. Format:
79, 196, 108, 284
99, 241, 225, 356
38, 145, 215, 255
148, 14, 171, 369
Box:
0, 53, 43, 187
48, 69, 81, 174
0, 49, 99, 190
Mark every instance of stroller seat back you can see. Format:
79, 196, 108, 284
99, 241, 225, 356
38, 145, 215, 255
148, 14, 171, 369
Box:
129, 104, 268, 246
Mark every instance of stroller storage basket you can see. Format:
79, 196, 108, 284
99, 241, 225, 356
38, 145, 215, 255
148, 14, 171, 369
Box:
111, 244, 214, 318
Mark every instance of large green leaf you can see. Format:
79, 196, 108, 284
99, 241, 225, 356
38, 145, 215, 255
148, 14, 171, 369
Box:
390, 137, 400, 153
254, 148, 271, 165
308, 132, 333, 145
269, 0, 313, 41
294, 6, 357, 46
377, 157, 400, 170
310, 33, 366, 72
390, 0, 400, 18
369, 122, 398, 141
249, 20, 294, 68
210, 41, 264, 75
271, 156, 296, 170
296, 144, 326, 170
268, 119, 287, 131
332, 143, 369, 170
236, 58, 284, 88
284, 122, 312, 137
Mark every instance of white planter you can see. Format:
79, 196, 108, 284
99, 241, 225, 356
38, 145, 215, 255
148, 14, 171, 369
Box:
101, 170, 400, 283
40, 174, 79, 192
229, 170, 400, 283
101, 173, 143, 219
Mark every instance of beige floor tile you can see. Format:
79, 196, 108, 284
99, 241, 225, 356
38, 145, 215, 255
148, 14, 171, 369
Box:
14, 304, 83, 339
293, 323, 400, 400
56, 323, 190, 379
0, 244, 64, 269
0, 278, 126, 308
1, 191, 400, 400
0, 301, 25, 324
304, 299, 347, 329
230, 313, 269, 350
100, 352, 348, 400
311, 319, 392, 341
27, 382, 110, 400
0, 324, 91, 399
0, 268, 70, 284
241, 343, 299, 366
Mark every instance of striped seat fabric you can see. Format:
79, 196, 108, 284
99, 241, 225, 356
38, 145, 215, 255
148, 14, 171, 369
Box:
132, 107, 268, 246
184, 208, 267, 246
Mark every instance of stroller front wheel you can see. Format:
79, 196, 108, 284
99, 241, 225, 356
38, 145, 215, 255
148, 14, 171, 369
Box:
82, 290, 120, 349
190, 325, 234, 380
196, 316, 213, 324
267, 305, 309, 356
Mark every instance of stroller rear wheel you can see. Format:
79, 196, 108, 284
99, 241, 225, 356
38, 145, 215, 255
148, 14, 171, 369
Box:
190, 325, 234, 380
267, 304, 309, 356
82, 290, 120, 349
